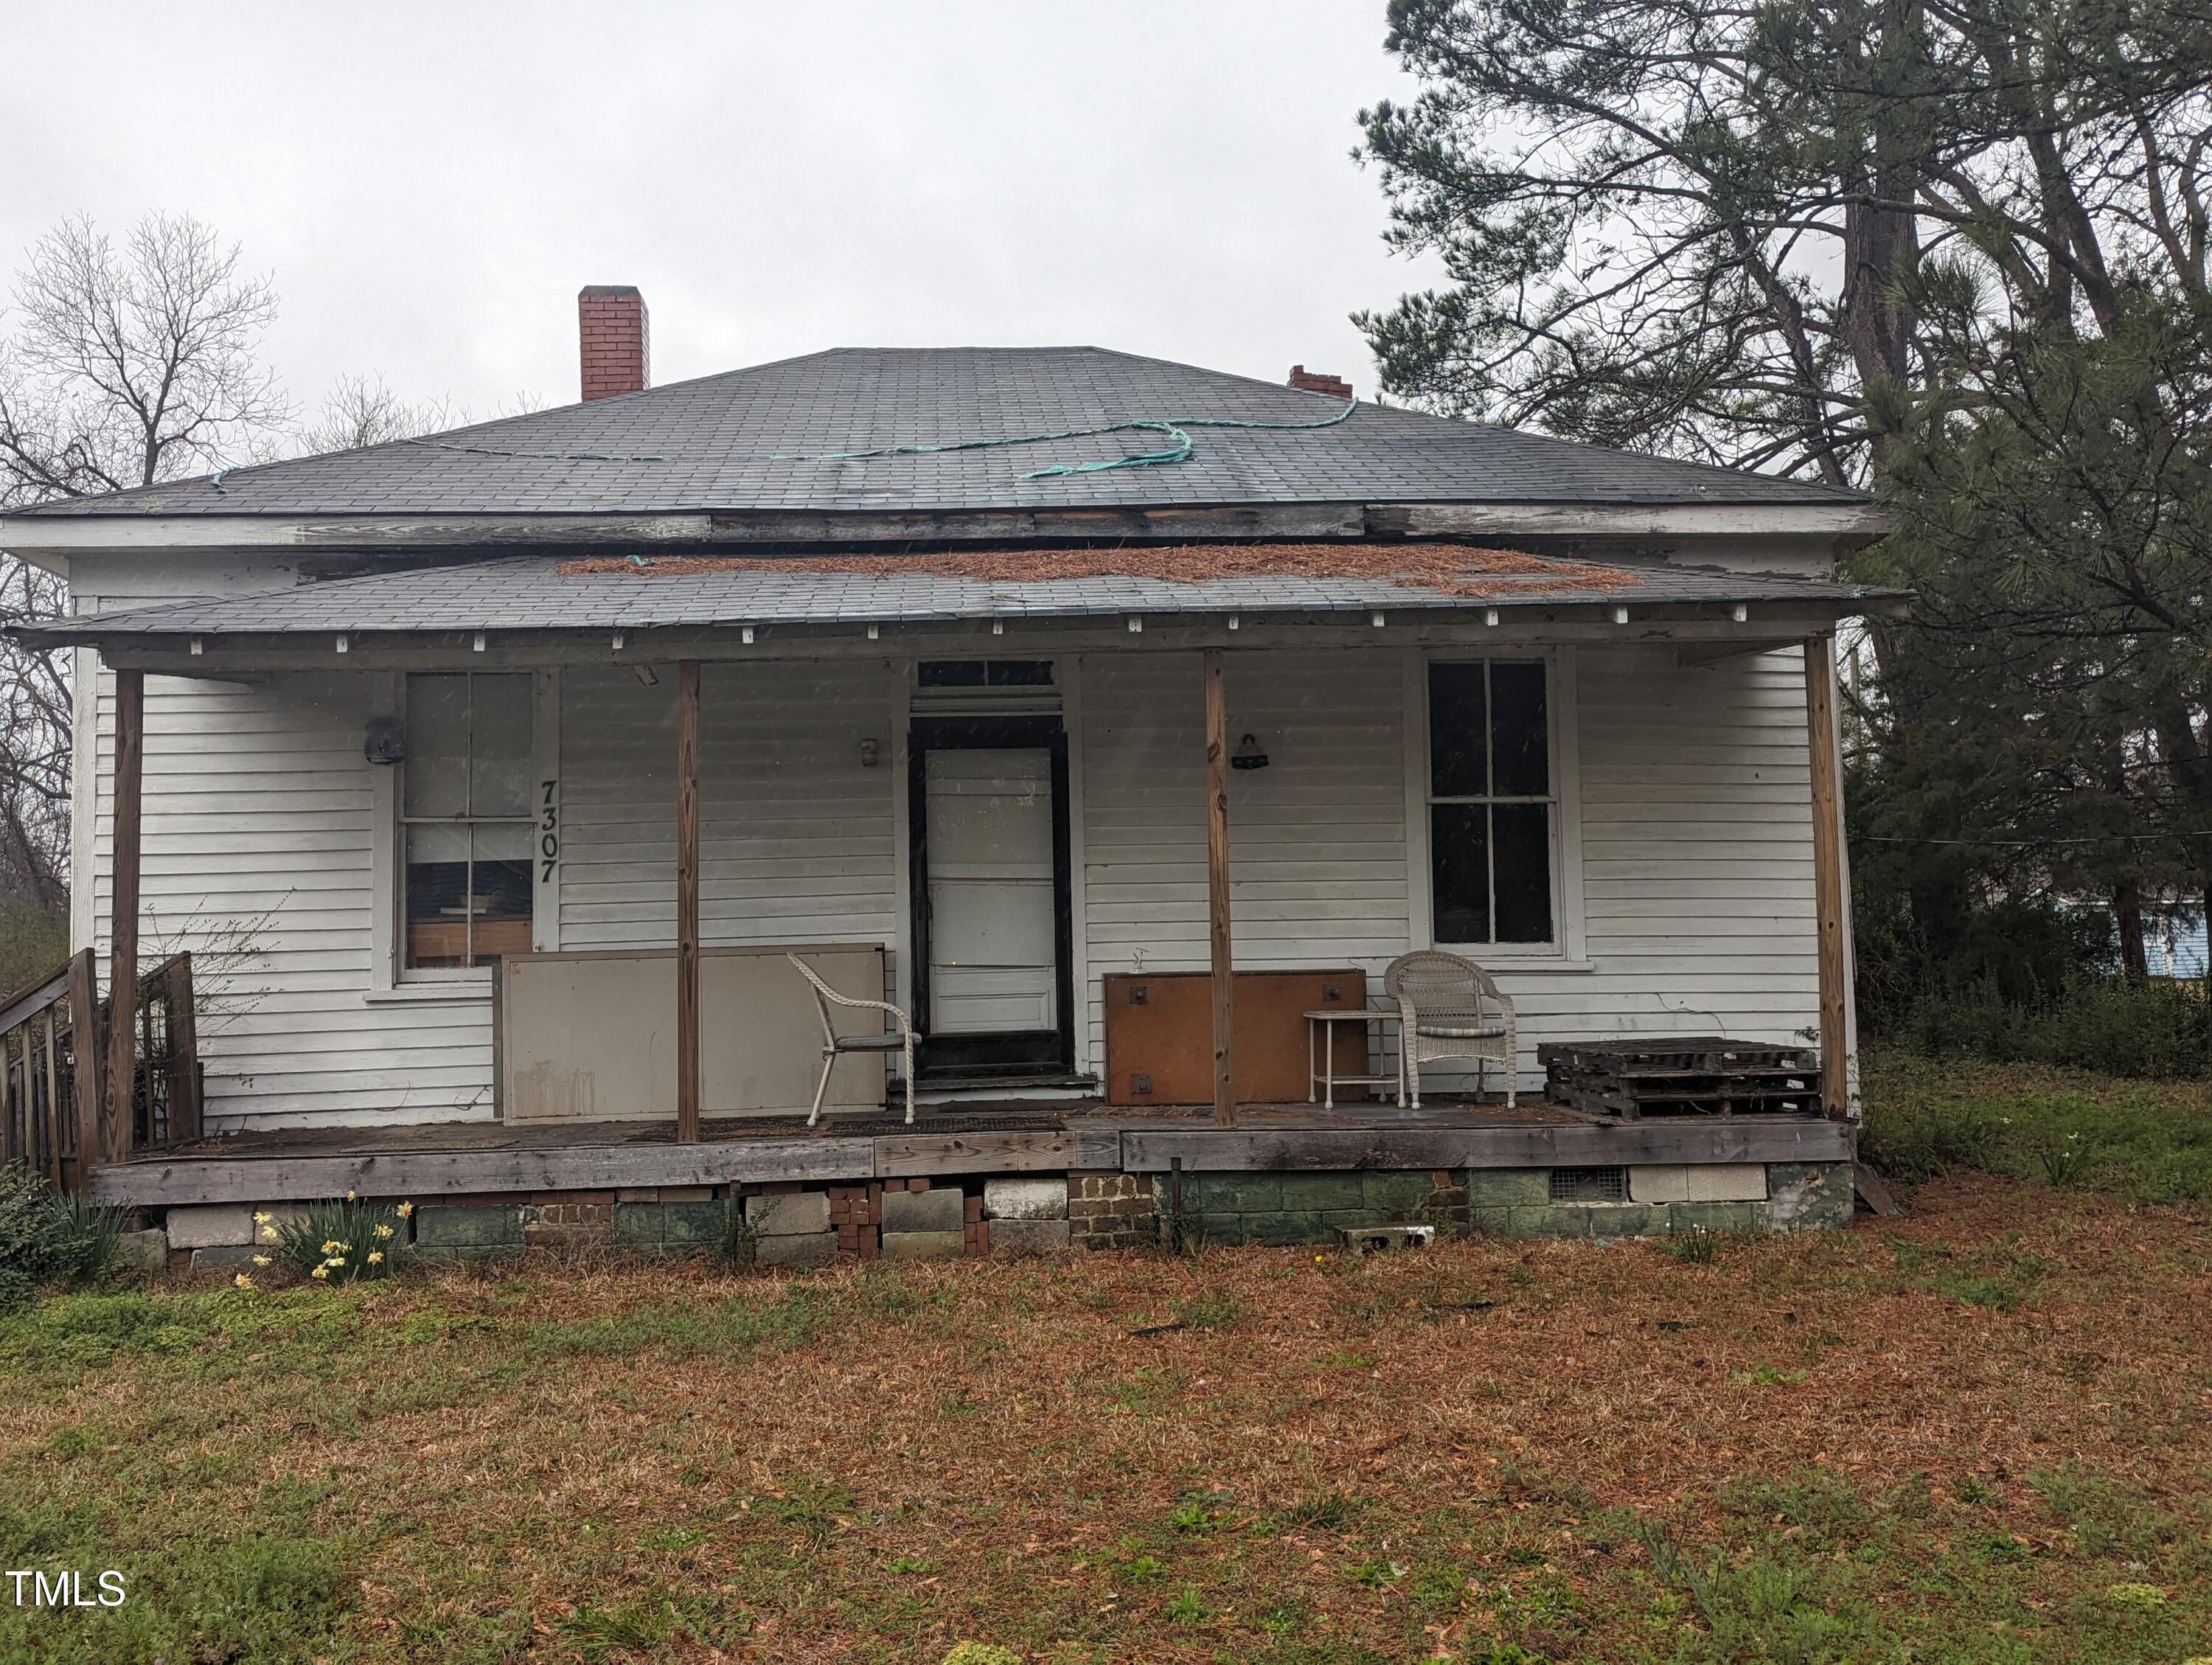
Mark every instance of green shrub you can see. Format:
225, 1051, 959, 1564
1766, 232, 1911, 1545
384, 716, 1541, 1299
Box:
1887, 973, 2212, 1080
0, 1163, 121, 1311
0, 900, 67, 1005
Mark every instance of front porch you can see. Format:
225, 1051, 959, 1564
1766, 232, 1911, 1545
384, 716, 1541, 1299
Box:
21, 539, 1882, 1248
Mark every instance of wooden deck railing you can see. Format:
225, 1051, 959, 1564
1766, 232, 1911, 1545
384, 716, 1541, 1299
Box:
0, 949, 199, 1192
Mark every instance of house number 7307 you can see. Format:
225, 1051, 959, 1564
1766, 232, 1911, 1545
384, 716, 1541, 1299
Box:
539, 779, 558, 882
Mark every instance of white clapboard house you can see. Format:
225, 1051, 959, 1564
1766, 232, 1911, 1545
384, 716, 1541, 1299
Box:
1, 291, 1893, 1243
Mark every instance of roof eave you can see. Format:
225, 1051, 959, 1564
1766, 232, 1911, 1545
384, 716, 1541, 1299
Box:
0, 498, 1891, 555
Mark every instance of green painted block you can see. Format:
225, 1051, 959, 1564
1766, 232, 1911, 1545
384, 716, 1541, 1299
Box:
1216, 1175, 1283, 1213
414, 1205, 526, 1248
1466, 1169, 1548, 1208
190, 1245, 261, 1269
613, 1204, 666, 1248
1195, 1214, 1246, 1247
663, 1201, 726, 1245
1245, 1211, 1329, 1246
1587, 1204, 1666, 1240
1362, 1172, 1434, 1214
1279, 1173, 1366, 1210
1667, 1200, 1766, 1235
415, 1244, 526, 1264
1767, 1162, 1854, 1230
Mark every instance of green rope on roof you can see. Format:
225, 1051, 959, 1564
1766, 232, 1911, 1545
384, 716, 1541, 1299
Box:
775, 395, 1360, 479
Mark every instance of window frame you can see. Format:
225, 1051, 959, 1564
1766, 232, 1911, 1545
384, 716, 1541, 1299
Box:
1403, 647, 1586, 962
372, 670, 557, 993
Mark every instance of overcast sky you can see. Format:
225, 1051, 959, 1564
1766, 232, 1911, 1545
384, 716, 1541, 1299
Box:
3, 1, 1445, 424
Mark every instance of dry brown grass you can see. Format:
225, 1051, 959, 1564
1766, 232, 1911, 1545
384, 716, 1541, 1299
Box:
7, 1172, 2211, 1663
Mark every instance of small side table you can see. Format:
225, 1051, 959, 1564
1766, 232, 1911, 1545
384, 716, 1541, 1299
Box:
1306, 1008, 1401, 1109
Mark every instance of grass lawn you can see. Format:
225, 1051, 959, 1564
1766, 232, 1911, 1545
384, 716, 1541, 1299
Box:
5, 1087, 2212, 1661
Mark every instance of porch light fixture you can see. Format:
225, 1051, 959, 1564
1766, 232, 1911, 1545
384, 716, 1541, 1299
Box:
611, 632, 626, 650
859, 738, 880, 768
1484, 609, 1499, 627
1226, 615, 1239, 630
364, 714, 405, 765
472, 633, 486, 653
992, 619, 1004, 636
741, 626, 755, 644
1127, 616, 1142, 633
1230, 732, 1270, 771
335, 634, 349, 654
189, 637, 204, 656
1371, 611, 1386, 628
1732, 602, 1749, 623
866, 624, 880, 641
1612, 606, 1630, 625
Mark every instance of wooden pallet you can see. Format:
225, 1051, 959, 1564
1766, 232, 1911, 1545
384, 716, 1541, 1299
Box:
1537, 1037, 1821, 1121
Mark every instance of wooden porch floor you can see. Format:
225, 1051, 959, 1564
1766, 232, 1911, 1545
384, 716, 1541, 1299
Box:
144, 1094, 1574, 1163
91, 1093, 1853, 1211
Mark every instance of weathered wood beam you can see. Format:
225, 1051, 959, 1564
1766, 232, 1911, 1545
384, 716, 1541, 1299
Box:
101, 668, 145, 1165
1804, 635, 1850, 1118
164, 952, 202, 1145
1204, 650, 1234, 1127
67, 949, 101, 1185
675, 659, 702, 1143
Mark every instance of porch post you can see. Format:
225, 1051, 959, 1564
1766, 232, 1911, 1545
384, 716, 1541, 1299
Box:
1203, 650, 1235, 1127
675, 659, 701, 1143
100, 667, 145, 1164
1804, 634, 1849, 1118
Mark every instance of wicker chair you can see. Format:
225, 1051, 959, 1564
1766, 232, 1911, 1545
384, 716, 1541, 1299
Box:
786, 953, 917, 1127
1383, 950, 1517, 1109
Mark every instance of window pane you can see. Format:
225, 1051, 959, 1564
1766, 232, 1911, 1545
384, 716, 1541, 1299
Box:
469, 675, 535, 818
404, 822, 471, 968
403, 675, 469, 817
985, 660, 1054, 686
918, 661, 987, 687
468, 824, 535, 964
1490, 661, 1549, 797
1430, 804, 1491, 943
1428, 663, 1488, 796
1493, 803, 1554, 942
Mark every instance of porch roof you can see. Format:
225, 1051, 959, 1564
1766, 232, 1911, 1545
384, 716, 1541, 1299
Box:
20, 545, 1903, 647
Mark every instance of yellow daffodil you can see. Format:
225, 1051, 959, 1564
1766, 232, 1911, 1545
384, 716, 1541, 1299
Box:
234, 1273, 254, 1290
396, 1201, 413, 1217
251, 1254, 271, 1268
260, 1226, 277, 1241
310, 1264, 330, 1279
367, 1251, 384, 1265
252, 1211, 271, 1225
322, 1240, 341, 1254
374, 1223, 394, 1240
345, 1189, 357, 1201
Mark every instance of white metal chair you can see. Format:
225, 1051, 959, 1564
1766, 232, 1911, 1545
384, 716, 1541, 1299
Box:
786, 953, 917, 1127
1384, 950, 1517, 1109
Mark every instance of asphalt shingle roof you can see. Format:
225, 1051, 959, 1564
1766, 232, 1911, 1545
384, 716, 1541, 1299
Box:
29, 552, 1898, 644
15, 347, 1870, 520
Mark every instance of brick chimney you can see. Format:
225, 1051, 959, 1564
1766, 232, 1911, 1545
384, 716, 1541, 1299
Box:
578, 285, 650, 401
1288, 364, 1353, 399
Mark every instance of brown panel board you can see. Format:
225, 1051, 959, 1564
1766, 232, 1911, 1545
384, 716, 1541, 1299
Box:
1104, 970, 1367, 1106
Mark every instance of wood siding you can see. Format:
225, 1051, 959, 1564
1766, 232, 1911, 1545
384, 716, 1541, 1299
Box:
74, 569, 1820, 1125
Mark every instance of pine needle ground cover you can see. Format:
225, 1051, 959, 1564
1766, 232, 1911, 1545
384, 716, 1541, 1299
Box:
4, 1176, 2208, 1663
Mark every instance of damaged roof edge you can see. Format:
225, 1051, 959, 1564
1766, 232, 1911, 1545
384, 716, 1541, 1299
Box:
0, 497, 1893, 554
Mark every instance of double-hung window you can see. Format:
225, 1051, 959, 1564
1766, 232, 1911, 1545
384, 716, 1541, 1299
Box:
400, 672, 535, 970
1426, 659, 1555, 946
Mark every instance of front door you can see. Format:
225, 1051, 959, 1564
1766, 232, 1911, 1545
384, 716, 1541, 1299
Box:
909, 717, 1074, 1080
